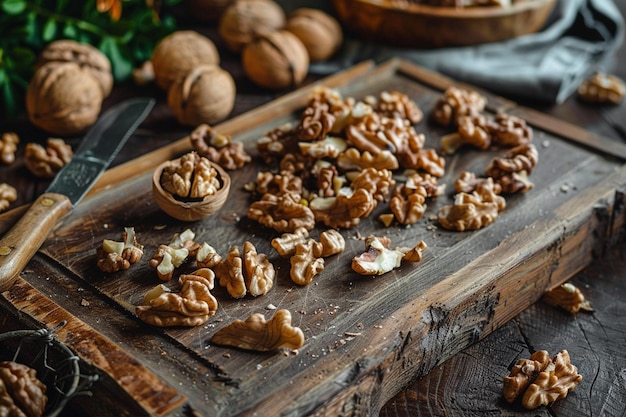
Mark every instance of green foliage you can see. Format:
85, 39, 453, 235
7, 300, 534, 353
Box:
0, 0, 180, 120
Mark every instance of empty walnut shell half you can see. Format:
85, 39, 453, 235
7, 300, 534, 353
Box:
152, 155, 231, 222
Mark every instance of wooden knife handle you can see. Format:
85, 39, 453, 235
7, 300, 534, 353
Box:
0, 193, 73, 292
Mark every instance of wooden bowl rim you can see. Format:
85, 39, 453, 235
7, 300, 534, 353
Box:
338, 0, 556, 19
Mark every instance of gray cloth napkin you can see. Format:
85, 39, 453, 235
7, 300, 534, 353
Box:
281, 0, 624, 104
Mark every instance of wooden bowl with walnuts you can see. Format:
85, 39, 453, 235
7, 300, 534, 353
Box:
152, 152, 231, 222
332, 0, 557, 48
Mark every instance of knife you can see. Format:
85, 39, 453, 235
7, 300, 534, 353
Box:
0, 97, 155, 292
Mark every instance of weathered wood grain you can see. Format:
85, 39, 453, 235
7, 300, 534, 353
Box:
3, 60, 626, 416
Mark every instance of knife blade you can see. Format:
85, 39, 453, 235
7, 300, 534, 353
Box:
0, 97, 155, 292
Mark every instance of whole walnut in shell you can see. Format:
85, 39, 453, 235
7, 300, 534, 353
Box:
242, 30, 309, 90
218, 0, 286, 53
26, 61, 103, 136
284, 8, 343, 62
151, 30, 220, 91
167, 65, 236, 126
37, 39, 113, 98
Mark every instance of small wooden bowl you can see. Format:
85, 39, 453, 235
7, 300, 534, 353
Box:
332, 0, 557, 48
152, 157, 231, 222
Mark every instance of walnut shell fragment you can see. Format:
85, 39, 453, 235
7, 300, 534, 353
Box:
503, 350, 582, 409
211, 309, 305, 351
351, 235, 427, 276
0, 361, 48, 417
542, 282, 593, 314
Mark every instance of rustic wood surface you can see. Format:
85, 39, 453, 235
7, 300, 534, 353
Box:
1, 3, 626, 417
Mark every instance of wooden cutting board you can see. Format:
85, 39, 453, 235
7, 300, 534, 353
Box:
2, 59, 626, 417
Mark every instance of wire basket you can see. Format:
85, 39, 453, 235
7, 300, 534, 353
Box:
0, 321, 97, 417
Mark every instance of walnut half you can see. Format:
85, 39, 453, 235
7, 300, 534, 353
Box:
211, 309, 305, 352
0, 361, 48, 417
503, 350, 582, 409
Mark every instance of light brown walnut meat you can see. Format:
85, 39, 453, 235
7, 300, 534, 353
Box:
309, 188, 376, 229
189, 124, 251, 170
247, 192, 316, 233
97, 227, 144, 273
504, 350, 582, 409
0, 132, 19, 165
350, 167, 395, 202
296, 101, 335, 141
149, 229, 196, 280
454, 171, 502, 194
440, 114, 491, 155
336, 147, 399, 171
290, 240, 325, 285
486, 143, 538, 193
211, 309, 305, 351
372, 90, 423, 125
0, 361, 47, 417
160, 152, 221, 199
0, 183, 17, 212
255, 170, 303, 196
215, 242, 275, 298
431, 86, 486, 127
196, 242, 222, 269
24, 138, 73, 179
390, 191, 426, 225
578, 72, 626, 105
542, 282, 593, 314
351, 235, 427, 275
488, 113, 533, 147
136, 272, 218, 327
271, 227, 310, 258
298, 136, 347, 159
317, 229, 345, 257
438, 178, 506, 231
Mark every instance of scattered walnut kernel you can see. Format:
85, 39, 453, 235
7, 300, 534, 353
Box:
136, 272, 218, 327
0, 132, 19, 165
211, 309, 305, 351
247, 192, 316, 233
578, 72, 626, 105
542, 282, 593, 314
290, 240, 325, 285
504, 350, 582, 409
0, 183, 17, 212
97, 227, 144, 273
437, 177, 505, 231
24, 138, 73, 179
432, 86, 486, 127
0, 361, 48, 417
149, 229, 196, 280
271, 227, 310, 258
214, 241, 275, 298
188, 124, 251, 170
351, 235, 426, 275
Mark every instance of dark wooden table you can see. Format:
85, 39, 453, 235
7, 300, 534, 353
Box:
1, 3, 625, 417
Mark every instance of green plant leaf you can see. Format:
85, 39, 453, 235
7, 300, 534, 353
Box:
42, 18, 57, 41
99, 36, 133, 81
1, 0, 27, 15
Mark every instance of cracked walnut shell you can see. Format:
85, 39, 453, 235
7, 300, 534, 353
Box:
167, 65, 236, 126
242, 30, 309, 90
153, 152, 231, 221
284, 8, 343, 62
211, 309, 305, 351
